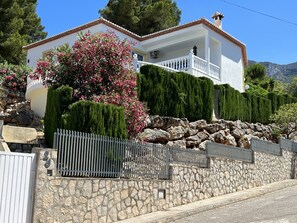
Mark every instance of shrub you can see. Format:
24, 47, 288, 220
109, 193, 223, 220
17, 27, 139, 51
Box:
44, 85, 73, 147
245, 63, 266, 81
215, 85, 272, 124
0, 62, 30, 92
31, 32, 147, 137
138, 65, 214, 122
270, 103, 297, 137
63, 100, 127, 139
215, 84, 250, 121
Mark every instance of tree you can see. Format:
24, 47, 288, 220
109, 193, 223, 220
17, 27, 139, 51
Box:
31, 32, 148, 136
270, 103, 297, 138
245, 63, 278, 96
0, 0, 47, 64
286, 77, 297, 98
99, 0, 181, 35
245, 63, 266, 81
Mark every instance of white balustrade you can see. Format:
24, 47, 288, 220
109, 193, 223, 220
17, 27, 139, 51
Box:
136, 61, 179, 73
26, 76, 43, 91
135, 53, 221, 80
157, 55, 189, 71
193, 56, 207, 73
209, 63, 221, 79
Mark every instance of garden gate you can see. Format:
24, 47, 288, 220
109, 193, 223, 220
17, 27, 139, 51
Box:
0, 151, 36, 223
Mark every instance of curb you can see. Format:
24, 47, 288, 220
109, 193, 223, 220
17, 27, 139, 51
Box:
118, 180, 297, 223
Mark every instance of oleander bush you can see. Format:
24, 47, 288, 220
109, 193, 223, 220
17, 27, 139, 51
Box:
31, 31, 147, 136
0, 62, 30, 92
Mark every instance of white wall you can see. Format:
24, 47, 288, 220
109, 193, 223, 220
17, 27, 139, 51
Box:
28, 87, 48, 117
26, 23, 143, 69
210, 38, 221, 66
208, 28, 244, 92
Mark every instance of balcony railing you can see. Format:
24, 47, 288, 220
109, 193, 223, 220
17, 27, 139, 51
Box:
134, 60, 179, 73
134, 50, 220, 80
26, 76, 43, 96
157, 55, 189, 71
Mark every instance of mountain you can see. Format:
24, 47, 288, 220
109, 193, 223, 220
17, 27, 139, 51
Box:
248, 60, 297, 83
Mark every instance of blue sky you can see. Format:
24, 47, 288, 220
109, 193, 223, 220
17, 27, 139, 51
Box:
37, 0, 297, 65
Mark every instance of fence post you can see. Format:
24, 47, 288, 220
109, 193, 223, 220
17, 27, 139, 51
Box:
0, 120, 3, 139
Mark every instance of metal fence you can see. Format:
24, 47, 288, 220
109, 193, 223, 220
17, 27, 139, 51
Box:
53, 129, 208, 180
54, 129, 170, 179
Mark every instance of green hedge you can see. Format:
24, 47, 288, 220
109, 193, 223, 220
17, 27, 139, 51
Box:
44, 86, 128, 147
44, 85, 73, 147
215, 84, 272, 124
63, 101, 127, 139
248, 93, 271, 124
138, 65, 214, 122
215, 84, 250, 121
268, 92, 297, 113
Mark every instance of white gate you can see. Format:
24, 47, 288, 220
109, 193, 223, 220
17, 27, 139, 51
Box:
0, 152, 36, 223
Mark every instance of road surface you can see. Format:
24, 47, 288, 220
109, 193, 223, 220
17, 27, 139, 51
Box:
174, 185, 297, 223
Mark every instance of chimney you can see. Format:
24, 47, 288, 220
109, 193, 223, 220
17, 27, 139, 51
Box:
212, 12, 224, 29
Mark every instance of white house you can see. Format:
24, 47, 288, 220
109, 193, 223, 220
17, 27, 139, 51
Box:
23, 12, 248, 117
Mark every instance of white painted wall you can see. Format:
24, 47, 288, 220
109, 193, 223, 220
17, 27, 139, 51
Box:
210, 38, 221, 66
151, 45, 192, 63
207, 27, 244, 92
27, 86, 48, 117
26, 23, 143, 68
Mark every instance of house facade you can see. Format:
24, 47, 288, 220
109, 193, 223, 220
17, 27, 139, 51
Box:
24, 13, 248, 117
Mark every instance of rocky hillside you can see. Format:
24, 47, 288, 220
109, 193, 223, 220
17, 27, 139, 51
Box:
0, 86, 42, 128
137, 116, 293, 151
249, 60, 297, 83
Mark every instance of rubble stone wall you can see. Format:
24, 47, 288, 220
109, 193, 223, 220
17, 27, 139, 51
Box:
32, 145, 297, 223
137, 116, 281, 150
0, 86, 41, 127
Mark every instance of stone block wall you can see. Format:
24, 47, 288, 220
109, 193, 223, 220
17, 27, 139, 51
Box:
32, 145, 296, 223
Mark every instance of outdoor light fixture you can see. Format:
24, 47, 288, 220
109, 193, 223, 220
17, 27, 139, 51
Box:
43, 150, 51, 168
158, 189, 166, 199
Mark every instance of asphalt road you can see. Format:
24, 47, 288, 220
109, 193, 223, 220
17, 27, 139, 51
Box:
173, 185, 297, 223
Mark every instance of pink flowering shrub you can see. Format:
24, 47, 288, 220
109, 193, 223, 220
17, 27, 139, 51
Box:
0, 62, 30, 92
31, 32, 148, 136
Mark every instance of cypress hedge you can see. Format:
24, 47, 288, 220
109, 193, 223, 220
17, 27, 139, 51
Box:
215, 84, 272, 124
215, 84, 250, 121
44, 85, 128, 147
63, 101, 127, 139
44, 85, 73, 147
247, 94, 272, 124
138, 65, 214, 122
267, 92, 297, 114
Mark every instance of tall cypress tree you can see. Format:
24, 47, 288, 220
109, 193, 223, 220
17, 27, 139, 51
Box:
99, 0, 181, 35
0, 0, 47, 64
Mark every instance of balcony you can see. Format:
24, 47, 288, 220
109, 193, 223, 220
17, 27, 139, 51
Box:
134, 50, 221, 80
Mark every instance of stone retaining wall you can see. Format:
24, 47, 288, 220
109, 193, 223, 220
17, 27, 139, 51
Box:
32, 140, 297, 223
